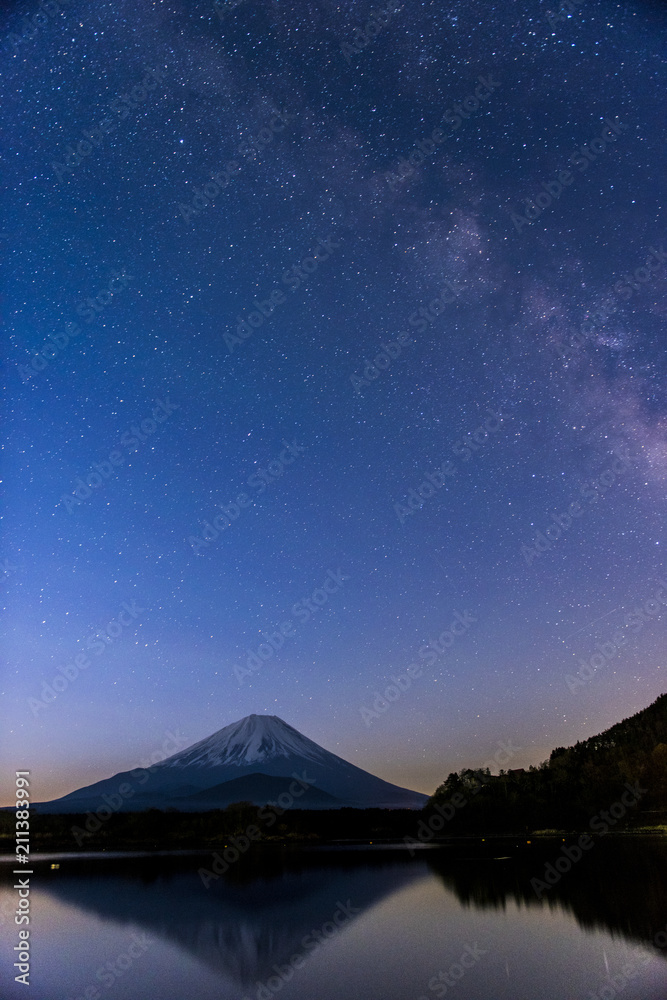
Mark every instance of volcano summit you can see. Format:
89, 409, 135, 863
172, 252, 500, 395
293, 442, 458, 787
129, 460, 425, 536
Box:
36, 714, 428, 813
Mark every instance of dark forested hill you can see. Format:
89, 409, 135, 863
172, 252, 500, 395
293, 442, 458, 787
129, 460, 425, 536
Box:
427, 694, 667, 833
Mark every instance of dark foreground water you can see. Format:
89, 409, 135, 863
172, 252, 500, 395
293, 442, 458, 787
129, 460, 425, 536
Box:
2, 838, 667, 1000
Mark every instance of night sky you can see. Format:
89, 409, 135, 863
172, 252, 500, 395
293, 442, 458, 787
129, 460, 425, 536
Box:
2, 0, 666, 806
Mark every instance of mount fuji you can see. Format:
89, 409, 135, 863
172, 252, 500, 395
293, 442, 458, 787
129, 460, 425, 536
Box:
35, 715, 428, 812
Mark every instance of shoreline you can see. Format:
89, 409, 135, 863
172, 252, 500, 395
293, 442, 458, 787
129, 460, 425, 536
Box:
1, 828, 665, 866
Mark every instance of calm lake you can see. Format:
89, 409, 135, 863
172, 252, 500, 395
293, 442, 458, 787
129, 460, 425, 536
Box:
2, 838, 667, 1000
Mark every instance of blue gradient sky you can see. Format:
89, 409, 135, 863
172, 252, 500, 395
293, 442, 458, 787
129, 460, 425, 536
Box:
1, 0, 665, 805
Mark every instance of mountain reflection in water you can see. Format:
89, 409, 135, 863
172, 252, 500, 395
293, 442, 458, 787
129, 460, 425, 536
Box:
426, 836, 667, 953
39, 852, 428, 985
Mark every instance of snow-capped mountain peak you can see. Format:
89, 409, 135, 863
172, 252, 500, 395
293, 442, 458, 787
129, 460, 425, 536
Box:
35, 713, 429, 812
159, 714, 329, 768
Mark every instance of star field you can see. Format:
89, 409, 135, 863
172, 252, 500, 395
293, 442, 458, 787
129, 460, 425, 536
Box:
1, 0, 665, 803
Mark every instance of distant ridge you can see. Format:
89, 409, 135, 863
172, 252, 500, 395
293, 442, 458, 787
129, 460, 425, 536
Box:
181, 773, 342, 809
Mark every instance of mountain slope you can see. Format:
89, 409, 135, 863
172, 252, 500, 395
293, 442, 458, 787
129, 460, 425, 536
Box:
180, 773, 342, 809
36, 714, 428, 813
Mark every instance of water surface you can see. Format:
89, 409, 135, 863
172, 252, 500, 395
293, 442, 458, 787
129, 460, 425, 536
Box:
2, 838, 666, 999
